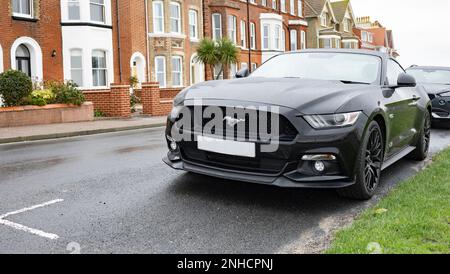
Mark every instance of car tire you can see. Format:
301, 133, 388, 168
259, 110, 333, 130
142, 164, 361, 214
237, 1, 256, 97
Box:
408, 111, 431, 161
337, 121, 384, 200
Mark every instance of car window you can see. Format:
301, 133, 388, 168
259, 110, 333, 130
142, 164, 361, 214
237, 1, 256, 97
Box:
386, 59, 405, 85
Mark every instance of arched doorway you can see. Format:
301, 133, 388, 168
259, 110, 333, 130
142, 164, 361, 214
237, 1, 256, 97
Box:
15, 45, 31, 77
190, 54, 204, 85
130, 52, 146, 85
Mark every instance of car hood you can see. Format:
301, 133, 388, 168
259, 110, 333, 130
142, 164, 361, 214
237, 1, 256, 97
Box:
181, 77, 377, 114
420, 84, 450, 95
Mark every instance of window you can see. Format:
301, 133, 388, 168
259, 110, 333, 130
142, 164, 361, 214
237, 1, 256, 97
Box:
15, 44, 31, 77
90, 0, 105, 23
300, 30, 306, 49
229, 63, 237, 79
12, 0, 32, 17
290, 0, 295, 15
212, 13, 222, 40
249, 0, 256, 4
321, 38, 332, 48
281, 0, 286, 12
213, 64, 223, 80
240, 21, 246, 48
189, 10, 198, 39
170, 2, 181, 34
321, 12, 328, 27
335, 39, 341, 48
251, 63, 257, 72
386, 59, 405, 86
241, 63, 248, 70
228, 15, 237, 44
250, 23, 256, 49
92, 50, 107, 87
262, 24, 270, 49
361, 31, 368, 42
272, 0, 277, 10
68, 0, 80, 20
290, 30, 297, 51
262, 0, 267, 6
368, 33, 374, 43
172, 56, 182, 87
281, 29, 286, 51
70, 49, 83, 87
274, 25, 281, 50
343, 19, 349, 32
298, 0, 303, 17
155, 56, 166, 87
153, 1, 164, 33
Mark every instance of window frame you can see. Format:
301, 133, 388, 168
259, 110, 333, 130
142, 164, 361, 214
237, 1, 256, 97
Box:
188, 9, 198, 39
297, 0, 303, 17
90, 0, 106, 23
290, 29, 297, 51
12, 0, 33, 18
280, 0, 286, 13
290, 0, 295, 15
212, 13, 222, 41
169, 2, 182, 34
227, 15, 237, 44
262, 24, 270, 50
171, 55, 183, 87
91, 49, 108, 87
240, 20, 247, 48
300, 30, 306, 49
153, 1, 165, 33
155, 56, 167, 88
274, 25, 281, 50
321, 12, 328, 27
250, 22, 256, 50
67, 0, 81, 21
70, 49, 84, 87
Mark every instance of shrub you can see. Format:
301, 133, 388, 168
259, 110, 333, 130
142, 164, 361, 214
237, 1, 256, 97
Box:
94, 110, 107, 117
130, 93, 141, 113
22, 89, 55, 106
0, 70, 33, 107
48, 81, 85, 106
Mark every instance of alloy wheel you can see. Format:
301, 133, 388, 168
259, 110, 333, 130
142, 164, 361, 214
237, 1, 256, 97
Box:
423, 113, 431, 154
364, 128, 383, 192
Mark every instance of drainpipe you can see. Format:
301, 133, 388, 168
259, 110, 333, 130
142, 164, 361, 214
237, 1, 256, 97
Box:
115, 0, 123, 83
246, 0, 251, 72
145, 0, 151, 82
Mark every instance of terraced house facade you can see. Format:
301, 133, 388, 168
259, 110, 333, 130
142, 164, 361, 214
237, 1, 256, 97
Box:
203, 0, 308, 80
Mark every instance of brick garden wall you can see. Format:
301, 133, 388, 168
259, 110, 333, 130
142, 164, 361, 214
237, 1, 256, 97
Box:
83, 84, 131, 118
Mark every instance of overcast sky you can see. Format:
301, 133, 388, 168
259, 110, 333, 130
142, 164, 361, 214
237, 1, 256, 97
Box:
351, 0, 450, 68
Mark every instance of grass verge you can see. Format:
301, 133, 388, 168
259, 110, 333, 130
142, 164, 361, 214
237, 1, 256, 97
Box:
327, 147, 450, 254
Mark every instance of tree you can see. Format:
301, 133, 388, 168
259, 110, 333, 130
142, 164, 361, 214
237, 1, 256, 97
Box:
195, 38, 239, 80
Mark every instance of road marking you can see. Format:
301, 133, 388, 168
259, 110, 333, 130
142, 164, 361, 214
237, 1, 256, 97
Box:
0, 199, 64, 240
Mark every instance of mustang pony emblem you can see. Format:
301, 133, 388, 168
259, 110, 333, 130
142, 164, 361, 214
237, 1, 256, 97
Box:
223, 116, 245, 127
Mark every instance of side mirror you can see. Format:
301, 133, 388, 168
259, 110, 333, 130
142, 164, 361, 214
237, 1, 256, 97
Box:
235, 68, 249, 78
396, 73, 416, 88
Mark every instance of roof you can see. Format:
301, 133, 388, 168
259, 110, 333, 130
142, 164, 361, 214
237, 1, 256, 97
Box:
305, 0, 328, 17
407, 66, 450, 71
330, 0, 349, 22
288, 48, 389, 59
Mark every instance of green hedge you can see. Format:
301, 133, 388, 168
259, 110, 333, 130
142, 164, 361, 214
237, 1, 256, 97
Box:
0, 70, 33, 107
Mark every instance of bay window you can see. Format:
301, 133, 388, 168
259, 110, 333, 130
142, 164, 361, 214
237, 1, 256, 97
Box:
262, 24, 270, 50
70, 49, 83, 87
92, 50, 107, 87
274, 25, 281, 50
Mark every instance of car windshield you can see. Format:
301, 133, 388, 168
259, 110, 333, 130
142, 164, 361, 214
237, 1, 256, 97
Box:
406, 68, 450, 85
250, 52, 381, 84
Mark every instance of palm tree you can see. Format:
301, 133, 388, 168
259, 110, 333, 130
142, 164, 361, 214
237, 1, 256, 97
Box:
195, 38, 239, 80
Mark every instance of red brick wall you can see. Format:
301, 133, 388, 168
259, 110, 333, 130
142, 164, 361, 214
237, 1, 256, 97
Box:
160, 88, 182, 99
83, 84, 131, 117
141, 83, 176, 116
0, 0, 63, 81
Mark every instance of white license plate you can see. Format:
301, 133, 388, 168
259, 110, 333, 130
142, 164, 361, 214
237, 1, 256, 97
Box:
197, 136, 256, 158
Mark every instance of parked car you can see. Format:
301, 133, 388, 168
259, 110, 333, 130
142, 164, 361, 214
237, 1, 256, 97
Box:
163, 49, 431, 200
406, 66, 450, 127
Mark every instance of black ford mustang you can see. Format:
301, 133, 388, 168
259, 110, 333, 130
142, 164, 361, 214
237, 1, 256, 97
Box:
164, 49, 431, 200
406, 66, 450, 127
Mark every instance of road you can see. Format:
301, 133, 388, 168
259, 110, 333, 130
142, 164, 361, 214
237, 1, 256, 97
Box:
0, 127, 448, 254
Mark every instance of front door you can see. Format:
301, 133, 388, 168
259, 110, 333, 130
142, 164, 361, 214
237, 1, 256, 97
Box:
15, 44, 31, 77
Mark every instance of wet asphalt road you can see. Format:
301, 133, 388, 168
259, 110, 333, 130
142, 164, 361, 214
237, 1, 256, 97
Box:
0, 127, 448, 254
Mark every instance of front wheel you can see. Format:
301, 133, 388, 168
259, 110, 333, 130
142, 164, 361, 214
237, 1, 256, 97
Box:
337, 121, 384, 200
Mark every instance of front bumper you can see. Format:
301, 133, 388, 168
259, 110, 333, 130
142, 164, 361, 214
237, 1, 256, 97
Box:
431, 96, 450, 122
163, 111, 368, 189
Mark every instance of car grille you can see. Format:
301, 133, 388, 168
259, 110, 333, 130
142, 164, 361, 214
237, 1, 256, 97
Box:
182, 106, 298, 142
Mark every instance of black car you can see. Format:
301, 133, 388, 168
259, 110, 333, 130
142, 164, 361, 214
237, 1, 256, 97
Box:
406, 66, 450, 126
164, 49, 431, 200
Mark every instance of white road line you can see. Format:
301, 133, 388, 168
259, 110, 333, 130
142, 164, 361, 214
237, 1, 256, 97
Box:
0, 199, 64, 240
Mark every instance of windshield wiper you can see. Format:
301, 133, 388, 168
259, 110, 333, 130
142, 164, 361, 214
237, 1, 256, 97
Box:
339, 80, 370, 85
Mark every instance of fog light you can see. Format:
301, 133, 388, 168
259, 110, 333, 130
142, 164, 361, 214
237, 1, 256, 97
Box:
170, 141, 178, 151
314, 161, 325, 172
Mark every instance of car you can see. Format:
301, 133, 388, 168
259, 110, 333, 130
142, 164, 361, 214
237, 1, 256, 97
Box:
406, 66, 450, 127
163, 49, 431, 200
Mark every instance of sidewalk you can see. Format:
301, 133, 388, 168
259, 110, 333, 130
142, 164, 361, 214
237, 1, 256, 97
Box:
0, 116, 167, 144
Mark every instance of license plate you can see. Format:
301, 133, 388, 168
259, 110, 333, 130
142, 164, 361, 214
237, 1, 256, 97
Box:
197, 136, 256, 158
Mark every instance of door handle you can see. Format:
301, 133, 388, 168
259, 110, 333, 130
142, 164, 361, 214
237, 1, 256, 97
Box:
412, 95, 421, 101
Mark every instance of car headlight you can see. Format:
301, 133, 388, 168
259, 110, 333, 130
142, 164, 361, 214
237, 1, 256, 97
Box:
303, 112, 361, 129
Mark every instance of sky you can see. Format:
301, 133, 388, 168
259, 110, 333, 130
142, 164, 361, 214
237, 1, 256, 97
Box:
350, 0, 450, 68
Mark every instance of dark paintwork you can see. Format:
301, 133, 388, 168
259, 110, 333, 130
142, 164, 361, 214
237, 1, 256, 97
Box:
164, 49, 431, 189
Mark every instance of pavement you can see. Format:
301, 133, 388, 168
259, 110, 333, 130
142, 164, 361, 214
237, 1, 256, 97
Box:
0, 127, 448, 254
0, 116, 167, 144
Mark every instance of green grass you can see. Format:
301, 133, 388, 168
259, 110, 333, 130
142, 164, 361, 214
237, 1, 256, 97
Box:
327, 148, 450, 254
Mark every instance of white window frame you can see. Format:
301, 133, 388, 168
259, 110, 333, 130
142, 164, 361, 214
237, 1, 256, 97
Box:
300, 30, 306, 49
12, 0, 33, 18
250, 22, 256, 50
272, 0, 277, 10
321, 12, 328, 27
70, 49, 83, 87
91, 49, 108, 87
368, 33, 374, 43
171, 56, 183, 87
90, 0, 106, 23
290, 0, 295, 15
280, 0, 286, 13
361, 31, 368, 42
274, 25, 281, 50
227, 15, 237, 44
189, 9, 198, 39
155, 56, 166, 88
343, 19, 349, 32
321, 38, 332, 48
240, 20, 247, 48
170, 2, 182, 34
262, 0, 267, 7
290, 29, 297, 51
298, 0, 303, 17
281, 29, 286, 51
153, 1, 164, 33
212, 13, 222, 41
251, 63, 257, 72
262, 24, 270, 50
68, 0, 81, 21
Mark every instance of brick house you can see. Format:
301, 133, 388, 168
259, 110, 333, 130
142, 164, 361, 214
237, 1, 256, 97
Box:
147, 0, 204, 88
203, 0, 308, 80
354, 16, 399, 58
304, 0, 358, 49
